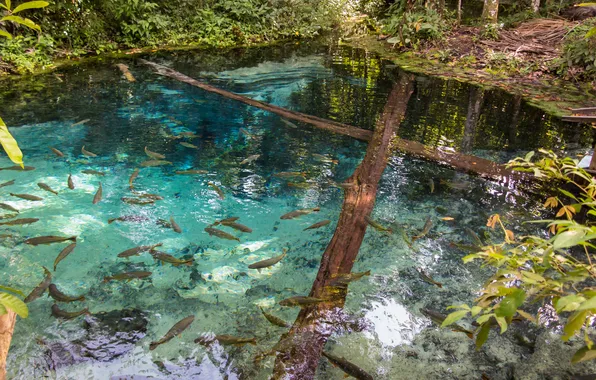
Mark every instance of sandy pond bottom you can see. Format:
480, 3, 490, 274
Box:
1, 47, 595, 379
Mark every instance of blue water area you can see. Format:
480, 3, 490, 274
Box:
0, 43, 594, 379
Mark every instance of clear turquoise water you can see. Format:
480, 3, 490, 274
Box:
1, 43, 595, 379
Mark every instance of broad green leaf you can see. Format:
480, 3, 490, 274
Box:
521, 271, 545, 284
571, 346, 596, 363
495, 316, 508, 334
12, 1, 49, 14
556, 294, 586, 312
446, 304, 470, 311
475, 323, 490, 350
441, 310, 469, 327
0, 292, 28, 318
462, 253, 480, 263
0, 303, 6, 315
5, 0, 10, 10
559, 189, 578, 201
516, 309, 536, 323
0, 29, 12, 39
563, 310, 588, 341
524, 151, 535, 162
0, 15, 41, 32
0, 116, 23, 168
496, 289, 525, 318
476, 314, 493, 325
587, 27, 596, 39
553, 229, 586, 249
0, 285, 24, 297
577, 296, 596, 311
471, 306, 483, 317
578, 3, 596, 6
386, 37, 400, 44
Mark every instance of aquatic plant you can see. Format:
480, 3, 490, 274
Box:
444, 150, 596, 363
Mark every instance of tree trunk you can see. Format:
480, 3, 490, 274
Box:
461, 87, 484, 153
270, 73, 415, 379
531, 0, 540, 13
482, 0, 499, 23
0, 311, 16, 380
457, 0, 462, 25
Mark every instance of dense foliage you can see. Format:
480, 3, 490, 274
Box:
445, 151, 596, 363
558, 18, 596, 78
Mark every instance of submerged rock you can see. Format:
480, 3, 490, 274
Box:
42, 309, 148, 369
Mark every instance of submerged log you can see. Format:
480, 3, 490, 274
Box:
270, 73, 415, 379
140, 59, 518, 181
0, 310, 16, 380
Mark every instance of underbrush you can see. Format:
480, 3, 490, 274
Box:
555, 19, 596, 80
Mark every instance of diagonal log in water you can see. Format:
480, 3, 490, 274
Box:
268, 74, 415, 379
139, 59, 519, 182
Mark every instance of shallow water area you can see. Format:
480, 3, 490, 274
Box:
1, 42, 595, 379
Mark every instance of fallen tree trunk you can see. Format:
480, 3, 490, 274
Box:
270, 73, 414, 379
0, 310, 16, 380
139, 59, 519, 181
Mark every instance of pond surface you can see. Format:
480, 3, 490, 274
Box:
1, 42, 595, 379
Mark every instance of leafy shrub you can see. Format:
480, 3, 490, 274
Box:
0, 34, 54, 74
383, 2, 450, 48
557, 19, 596, 78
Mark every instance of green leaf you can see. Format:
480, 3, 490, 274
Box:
0, 15, 41, 32
495, 289, 525, 318
571, 346, 596, 363
495, 316, 508, 334
559, 189, 579, 201
5, 0, 10, 10
0, 303, 6, 315
556, 294, 586, 312
524, 151, 535, 161
475, 323, 490, 350
521, 271, 545, 284
441, 310, 469, 327
462, 253, 480, 263
0, 29, 12, 39
563, 310, 588, 341
0, 116, 23, 168
577, 296, 596, 311
12, 1, 49, 14
0, 285, 24, 297
446, 304, 470, 311
553, 229, 586, 249
471, 306, 483, 317
0, 292, 28, 318
586, 27, 596, 39
386, 37, 400, 44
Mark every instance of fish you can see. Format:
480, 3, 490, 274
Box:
0, 203, 18, 213
420, 308, 474, 339
129, 168, 140, 189
150, 250, 193, 266
115, 63, 136, 82
25, 236, 77, 246
179, 142, 198, 149
24, 267, 52, 303
118, 243, 163, 258
38, 183, 58, 195
54, 243, 77, 271
280, 118, 298, 128
0, 213, 18, 220
68, 174, 75, 189
121, 197, 155, 205
48, 284, 85, 302
248, 250, 287, 271
149, 315, 195, 350
402, 230, 412, 248
194, 334, 257, 346
440, 179, 470, 190
279, 296, 325, 307
449, 241, 481, 253
51, 304, 90, 320
108, 215, 149, 224
273, 171, 306, 179
464, 227, 484, 246
81, 146, 97, 157
0, 165, 35, 171
213, 217, 239, 225
304, 220, 331, 231
280, 207, 320, 220
141, 160, 172, 167
328, 270, 371, 287
321, 351, 373, 380
170, 216, 182, 233
417, 268, 443, 288
429, 178, 435, 193
204, 227, 240, 242
208, 182, 224, 199
81, 170, 105, 176
260, 307, 290, 328
0, 218, 39, 226
178, 131, 197, 138
175, 169, 208, 175
10, 193, 43, 201
364, 215, 392, 233
50, 147, 64, 157
103, 271, 152, 282
287, 182, 313, 189
92, 182, 102, 204
331, 181, 356, 189
312, 153, 338, 164
220, 221, 252, 233
156, 218, 172, 228
144, 146, 166, 160
71, 119, 90, 127
239, 128, 254, 139
412, 217, 432, 242
0, 179, 15, 188
240, 154, 260, 165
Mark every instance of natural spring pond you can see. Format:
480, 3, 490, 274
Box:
1, 42, 595, 379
